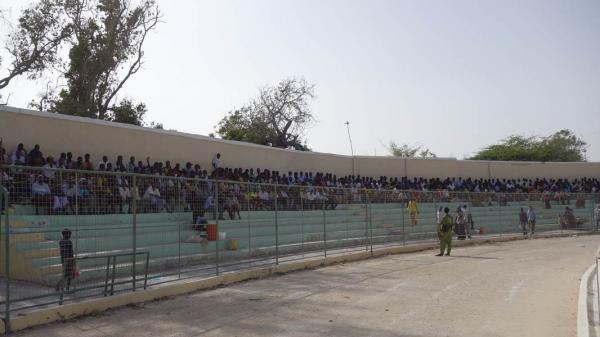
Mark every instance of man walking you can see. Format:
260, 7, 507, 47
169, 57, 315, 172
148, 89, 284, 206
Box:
519, 208, 528, 236
527, 206, 536, 238
436, 207, 454, 256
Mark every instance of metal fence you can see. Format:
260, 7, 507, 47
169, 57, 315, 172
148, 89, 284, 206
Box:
0, 164, 599, 333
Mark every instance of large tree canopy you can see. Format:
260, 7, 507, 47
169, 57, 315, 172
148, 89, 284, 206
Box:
0, 0, 161, 127
216, 78, 315, 151
470, 130, 588, 162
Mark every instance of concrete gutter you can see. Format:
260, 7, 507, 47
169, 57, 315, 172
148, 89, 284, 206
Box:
1, 231, 596, 335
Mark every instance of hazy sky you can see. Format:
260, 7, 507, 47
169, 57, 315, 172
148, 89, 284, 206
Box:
1, 0, 599, 160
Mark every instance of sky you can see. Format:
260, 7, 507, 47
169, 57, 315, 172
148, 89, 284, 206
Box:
1, 0, 599, 160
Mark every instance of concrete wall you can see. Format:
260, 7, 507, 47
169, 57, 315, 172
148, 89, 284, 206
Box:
1, 106, 599, 179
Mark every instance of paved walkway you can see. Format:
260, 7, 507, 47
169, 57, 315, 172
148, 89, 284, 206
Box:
14, 235, 599, 337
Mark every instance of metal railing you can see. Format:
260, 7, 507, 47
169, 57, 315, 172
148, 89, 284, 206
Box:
0, 164, 599, 334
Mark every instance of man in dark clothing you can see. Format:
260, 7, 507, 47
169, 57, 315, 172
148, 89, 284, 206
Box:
56, 228, 75, 291
28, 144, 44, 166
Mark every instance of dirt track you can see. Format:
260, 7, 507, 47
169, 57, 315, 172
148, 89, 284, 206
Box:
14, 235, 599, 337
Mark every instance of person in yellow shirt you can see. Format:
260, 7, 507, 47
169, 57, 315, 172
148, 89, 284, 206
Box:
407, 200, 419, 226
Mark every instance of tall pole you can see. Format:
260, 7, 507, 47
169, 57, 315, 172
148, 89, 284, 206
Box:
345, 121, 355, 176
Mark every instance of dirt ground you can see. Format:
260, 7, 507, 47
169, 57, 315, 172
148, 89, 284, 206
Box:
13, 235, 599, 337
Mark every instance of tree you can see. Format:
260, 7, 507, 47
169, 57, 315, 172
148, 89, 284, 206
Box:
106, 98, 146, 125
216, 78, 315, 150
387, 141, 437, 158
0, 0, 71, 90
470, 129, 588, 162
50, 0, 161, 120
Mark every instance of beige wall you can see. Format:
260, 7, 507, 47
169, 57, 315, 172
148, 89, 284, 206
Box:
1, 106, 599, 179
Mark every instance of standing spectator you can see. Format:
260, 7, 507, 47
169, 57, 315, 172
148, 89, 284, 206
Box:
115, 155, 125, 172
82, 154, 93, 170
28, 144, 44, 166
436, 206, 443, 225
97, 155, 111, 170
65, 152, 74, 169
212, 153, 221, 170
594, 204, 600, 231
407, 200, 419, 226
127, 156, 136, 172
527, 206, 536, 237
519, 208, 528, 236
436, 207, 454, 256
56, 228, 76, 292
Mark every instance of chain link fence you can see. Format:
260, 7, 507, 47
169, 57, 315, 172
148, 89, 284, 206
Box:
1, 164, 599, 332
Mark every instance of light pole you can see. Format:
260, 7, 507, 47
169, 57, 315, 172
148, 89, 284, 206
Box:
345, 121, 355, 176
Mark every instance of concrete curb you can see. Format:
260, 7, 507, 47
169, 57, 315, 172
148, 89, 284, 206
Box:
578, 263, 596, 337
1, 231, 596, 335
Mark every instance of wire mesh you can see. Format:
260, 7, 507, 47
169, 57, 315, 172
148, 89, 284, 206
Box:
0, 163, 599, 322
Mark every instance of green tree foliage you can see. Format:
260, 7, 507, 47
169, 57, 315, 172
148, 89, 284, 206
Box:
388, 141, 437, 158
0, 0, 71, 90
0, 0, 161, 127
51, 0, 160, 120
106, 98, 146, 125
470, 130, 588, 162
216, 78, 315, 151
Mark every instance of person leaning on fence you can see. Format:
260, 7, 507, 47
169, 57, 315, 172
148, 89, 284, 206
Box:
436, 207, 454, 256
595, 204, 600, 230
56, 228, 76, 292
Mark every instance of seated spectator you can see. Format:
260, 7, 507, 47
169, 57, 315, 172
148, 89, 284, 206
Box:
258, 188, 272, 210
143, 180, 166, 212
43, 156, 57, 179
10, 143, 27, 165
118, 177, 132, 213
31, 175, 51, 214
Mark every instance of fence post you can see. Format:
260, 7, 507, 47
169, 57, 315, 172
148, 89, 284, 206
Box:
322, 195, 327, 258
2, 189, 11, 334
496, 194, 503, 237
300, 187, 305, 256
364, 189, 369, 252
132, 175, 137, 291
247, 183, 251, 266
274, 183, 279, 265
215, 179, 220, 276
402, 196, 406, 246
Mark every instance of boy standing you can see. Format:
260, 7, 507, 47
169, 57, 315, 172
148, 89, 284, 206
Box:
56, 228, 75, 291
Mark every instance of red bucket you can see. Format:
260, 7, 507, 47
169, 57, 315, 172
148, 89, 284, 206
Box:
206, 224, 217, 241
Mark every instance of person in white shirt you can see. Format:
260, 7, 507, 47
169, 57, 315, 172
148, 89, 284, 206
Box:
10, 143, 27, 165
97, 155, 111, 170
258, 189, 272, 210
212, 153, 221, 170
118, 178, 132, 213
144, 182, 165, 211
42, 156, 57, 179
31, 175, 51, 215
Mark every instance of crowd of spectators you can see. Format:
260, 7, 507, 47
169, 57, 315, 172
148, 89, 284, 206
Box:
1, 142, 599, 218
